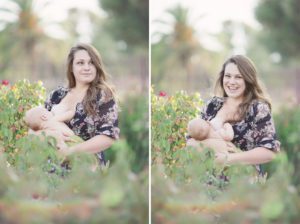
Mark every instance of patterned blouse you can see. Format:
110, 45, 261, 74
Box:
45, 86, 120, 165
200, 97, 280, 152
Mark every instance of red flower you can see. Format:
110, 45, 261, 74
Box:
159, 91, 167, 97
1, 80, 9, 86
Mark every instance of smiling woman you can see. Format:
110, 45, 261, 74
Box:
187, 55, 280, 174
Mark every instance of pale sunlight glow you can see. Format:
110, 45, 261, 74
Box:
151, 0, 259, 51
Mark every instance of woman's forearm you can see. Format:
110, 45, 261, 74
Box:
69, 135, 115, 154
227, 147, 276, 165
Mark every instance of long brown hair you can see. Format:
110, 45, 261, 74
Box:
66, 43, 116, 116
214, 55, 271, 121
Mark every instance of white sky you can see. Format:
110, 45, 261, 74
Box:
150, 0, 260, 51
36, 0, 102, 41
0, 0, 102, 41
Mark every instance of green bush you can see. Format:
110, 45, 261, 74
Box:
151, 88, 203, 173
108, 93, 149, 173
0, 79, 45, 164
0, 139, 148, 224
273, 106, 300, 187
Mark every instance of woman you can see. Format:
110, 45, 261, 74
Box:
45, 43, 119, 165
187, 55, 280, 172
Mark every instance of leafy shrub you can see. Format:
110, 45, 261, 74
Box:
272, 106, 300, 187
106, 93, 149, 173
151, 88, 203, 172
0, 139, 148, 224
0, 79, 45, 164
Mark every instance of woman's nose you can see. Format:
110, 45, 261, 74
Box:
83, 63, 91, 70
228, 77, 236, 84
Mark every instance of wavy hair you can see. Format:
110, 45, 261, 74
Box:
214, 55, 271, 121
66, 43, 116, 116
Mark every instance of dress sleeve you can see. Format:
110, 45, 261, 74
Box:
199, 97, 220, 120
252, 101, 280, 152
44, 86, 67, 111
44, 89, 56, 111
94, 93, 120, 139
200, 100, 209, 120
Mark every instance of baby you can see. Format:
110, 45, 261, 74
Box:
187, 118, 238, 153
24, 106, 81, 148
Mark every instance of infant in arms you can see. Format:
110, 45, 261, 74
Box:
187, 117, 239, 153
24, 106, 82, 148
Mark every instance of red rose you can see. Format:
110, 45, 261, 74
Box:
159, 91, 167, 97
1, 80, 9, 86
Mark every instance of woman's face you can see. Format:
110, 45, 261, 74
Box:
72, 50, 97, 85
223, 62, 246, 100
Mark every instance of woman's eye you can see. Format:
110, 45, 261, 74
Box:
77, 61, 84, 65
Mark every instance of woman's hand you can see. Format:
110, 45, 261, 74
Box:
57, 143, 72, 156
215, 151, 230, 165
61, 133, 76, 143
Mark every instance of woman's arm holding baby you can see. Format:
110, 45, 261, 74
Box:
58, 135, 115, 156
215, 147, 276, 165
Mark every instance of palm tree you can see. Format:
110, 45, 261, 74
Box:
154, 4, 199, 89
0, 0, 71, 81
0, 0, 43, 78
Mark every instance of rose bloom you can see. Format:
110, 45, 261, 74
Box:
159, 91, 167, 97
1, 80, 9, 86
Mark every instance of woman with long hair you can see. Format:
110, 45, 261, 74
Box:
187, 55, 280, 172
45, 43, 119, 165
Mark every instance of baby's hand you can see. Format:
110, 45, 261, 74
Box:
57, 143, 71, 156
215, 151, 229, 165
186, 138, 199, 147
62, 133, 76, 143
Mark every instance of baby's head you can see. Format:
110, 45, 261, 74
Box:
188, 118, 210, 141
24, 106, 52, 131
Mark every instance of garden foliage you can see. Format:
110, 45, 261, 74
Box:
107, 93, 149, 173
151, 88, 202, 170
273, 106, 300, 187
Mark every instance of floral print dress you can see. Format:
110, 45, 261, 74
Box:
45, 86, 120, 165
200, 97, 280, 173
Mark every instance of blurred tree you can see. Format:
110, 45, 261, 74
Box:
151, 36, 169, 90
215, 21, 235, 57
255, 0, 300, 59
0, 0, 66, 82
99, 0, 148, 50
98, 0, 149, 93
255, 0, 300, 103
0, 0, 45, 79
154, 4, 200, 90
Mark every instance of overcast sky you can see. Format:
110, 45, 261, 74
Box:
0, 0, 102, 41
150, 0, 260, 51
